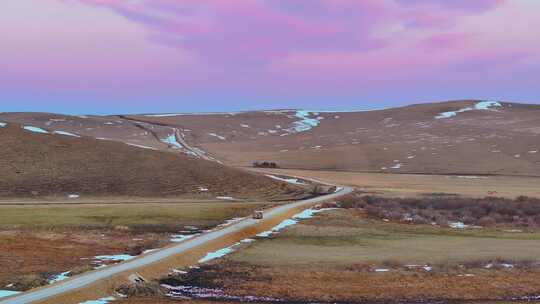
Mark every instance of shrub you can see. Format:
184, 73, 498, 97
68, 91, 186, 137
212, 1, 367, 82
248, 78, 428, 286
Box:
336, 192, 540, 229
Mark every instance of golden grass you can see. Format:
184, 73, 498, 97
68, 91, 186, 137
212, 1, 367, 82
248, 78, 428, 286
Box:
255, 168, 540, 198
0, 202, 268, 230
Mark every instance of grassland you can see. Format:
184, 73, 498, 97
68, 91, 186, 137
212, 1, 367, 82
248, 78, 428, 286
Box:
0, 201, 269, 292
255, 168, 540, 198
0, 201, 268, 231
231, 209, 540, 266
157, 209, 540, 303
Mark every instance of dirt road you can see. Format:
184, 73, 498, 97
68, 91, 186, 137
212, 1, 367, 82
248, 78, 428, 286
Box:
0, 186, 352, 304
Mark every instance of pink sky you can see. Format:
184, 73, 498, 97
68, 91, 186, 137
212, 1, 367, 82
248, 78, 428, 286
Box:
1, 0, 539, 113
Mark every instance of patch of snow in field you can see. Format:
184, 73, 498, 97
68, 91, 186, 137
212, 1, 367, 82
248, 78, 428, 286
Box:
265, 174, 306, 185
171, 234, 196, 243
267, 129, 277, 134
217, 218, 244, 228
454, 176, 488, 179
22, 126, 49, 134
286, 110, 321, 133
143, 249, 158, 254
0, 122, 7, 128
449, 222, 468, 229
53, 130, 81, 137
240, 124, 250, 128
68, 194, 80, 199
435, 101, 502, 119
161, 134, 183, 149
514, 154, 521, 158
171, 269, 188, 275
48, 271, 71, 284
208, 133, 226, 140
104, 122, 115, 125
374, 268, 390, 272
0, 290, 20, 298
198, 186, 209, 192
216, 196, 235, 200
240, 238, 255, 243
199, 243, 240, 263
529, 150, 538, 154
79, 296, 116, 304
256, 208, 335, 237
94, 254, 135, 262
125, 143, 157, 150
390, 163, 402, 169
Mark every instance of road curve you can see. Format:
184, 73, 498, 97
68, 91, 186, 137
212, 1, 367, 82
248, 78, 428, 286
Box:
1, 186, 353, 304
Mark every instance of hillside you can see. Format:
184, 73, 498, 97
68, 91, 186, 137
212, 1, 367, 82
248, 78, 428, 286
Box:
0, 123, 303, 199
2, 100, 539, 176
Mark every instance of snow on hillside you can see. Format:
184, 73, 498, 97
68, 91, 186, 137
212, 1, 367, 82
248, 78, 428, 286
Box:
22, 126, 49, 134
53, 130, 81, 138
286, 110, 323, 133
161, 133, 183, 149
436, 101, 502, 119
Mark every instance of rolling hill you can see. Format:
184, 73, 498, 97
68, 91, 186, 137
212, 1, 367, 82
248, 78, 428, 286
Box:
0, 122, 303, 199
2, 100, 539, 177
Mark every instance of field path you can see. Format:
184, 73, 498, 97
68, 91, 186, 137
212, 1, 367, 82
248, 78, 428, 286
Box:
0, 186, 352, 304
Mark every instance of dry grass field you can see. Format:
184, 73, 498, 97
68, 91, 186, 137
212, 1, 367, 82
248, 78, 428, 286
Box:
256, 168, 540, 198
145, 209, 540, 303
0, 201, 269, 292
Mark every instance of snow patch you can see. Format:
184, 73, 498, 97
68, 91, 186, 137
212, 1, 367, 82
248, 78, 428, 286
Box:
208, 133, 226, 140
126, 143, 157, 150
0, 122, 7, 128
390, 163, 402, 169
240, 124, 250, 128
256, 208, 335, 238
436, 101, 502, 119
79, 296, 116, 304
22, 126, 49, 134
449, 222, 468, 229
199, 243, 239, 263
216, 196, 235, 200
48, 271, 71, 284
161, 133, 183, 149
286, 110, 321, 133
68, 194, 80, 199
53, 130, 81, 137
374, 268, 390, 272
94, 254, 135, 262
171, 234, 196, 243
265, 174, 306, 185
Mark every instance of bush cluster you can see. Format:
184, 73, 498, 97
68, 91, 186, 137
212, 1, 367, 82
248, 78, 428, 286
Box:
337, 194, 540, 229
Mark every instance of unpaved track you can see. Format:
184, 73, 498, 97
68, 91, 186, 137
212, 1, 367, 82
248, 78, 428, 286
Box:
0, 187, 353, 304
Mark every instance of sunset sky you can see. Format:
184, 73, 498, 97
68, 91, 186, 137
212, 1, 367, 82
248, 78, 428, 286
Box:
2, 0, 539, 114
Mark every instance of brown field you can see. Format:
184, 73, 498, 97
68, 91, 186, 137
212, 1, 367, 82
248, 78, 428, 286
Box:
143, 209, 540, 303
0, 201, 269, 292
255, 168, 540, 198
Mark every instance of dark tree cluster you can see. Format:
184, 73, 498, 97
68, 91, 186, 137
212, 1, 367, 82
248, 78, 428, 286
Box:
252, 161, 278, 168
